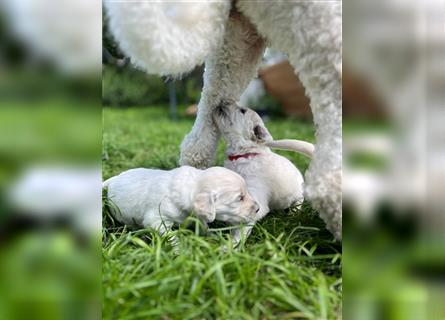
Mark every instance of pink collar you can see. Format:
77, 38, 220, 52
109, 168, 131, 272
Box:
228, 152, 260, 161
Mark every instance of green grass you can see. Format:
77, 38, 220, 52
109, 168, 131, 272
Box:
102, 107, 342, 319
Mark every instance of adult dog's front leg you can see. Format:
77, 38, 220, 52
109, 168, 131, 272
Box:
179, 12, 266, 168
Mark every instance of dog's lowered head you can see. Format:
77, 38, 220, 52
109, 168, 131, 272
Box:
213, 101, 314, 158
213, 101, 273, 153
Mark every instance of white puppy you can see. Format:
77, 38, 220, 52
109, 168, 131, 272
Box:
213, 101, 313, 244
103, 166, 259, 236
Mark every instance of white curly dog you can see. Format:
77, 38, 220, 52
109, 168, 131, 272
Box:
103, 166, 259, 235
213, 101, 315, 244
105, 1, 342, 240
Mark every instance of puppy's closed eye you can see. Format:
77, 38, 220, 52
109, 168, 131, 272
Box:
239, 108, 246, 114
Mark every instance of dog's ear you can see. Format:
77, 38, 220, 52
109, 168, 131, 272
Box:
253, 125, 272, 142
193, 191, 216, 223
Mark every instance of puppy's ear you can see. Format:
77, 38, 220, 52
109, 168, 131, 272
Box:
253, 125, 272, 142
193, 192, 216, 223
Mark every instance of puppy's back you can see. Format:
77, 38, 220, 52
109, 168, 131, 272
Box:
104, 168, 172, 227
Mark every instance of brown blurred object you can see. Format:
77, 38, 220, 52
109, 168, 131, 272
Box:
259, 60, 311, 118
185, 104, 197, 117
259, 60, 386, 119
342, 67, 387, 119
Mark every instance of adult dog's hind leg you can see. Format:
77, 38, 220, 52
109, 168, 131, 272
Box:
237, 2, 342, 240
179, 11, 266, 168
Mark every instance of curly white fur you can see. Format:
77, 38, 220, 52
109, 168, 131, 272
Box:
104, 1, 230, 75
105, 1, 342, 240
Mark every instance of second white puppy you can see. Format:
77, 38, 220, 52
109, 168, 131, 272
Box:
103, 166, 259, 235
213, 101, 314, 244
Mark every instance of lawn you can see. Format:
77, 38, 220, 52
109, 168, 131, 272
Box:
102, 106, 342, 319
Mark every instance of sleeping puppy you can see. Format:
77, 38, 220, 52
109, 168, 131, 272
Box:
103, 166, 259, 236
213, 101, 314, 245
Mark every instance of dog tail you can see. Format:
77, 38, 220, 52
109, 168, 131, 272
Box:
265, 139, 315, 158
105, 1, 231, 76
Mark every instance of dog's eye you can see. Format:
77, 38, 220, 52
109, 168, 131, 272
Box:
238, 195, 245, 202
239, 108, 246, 114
